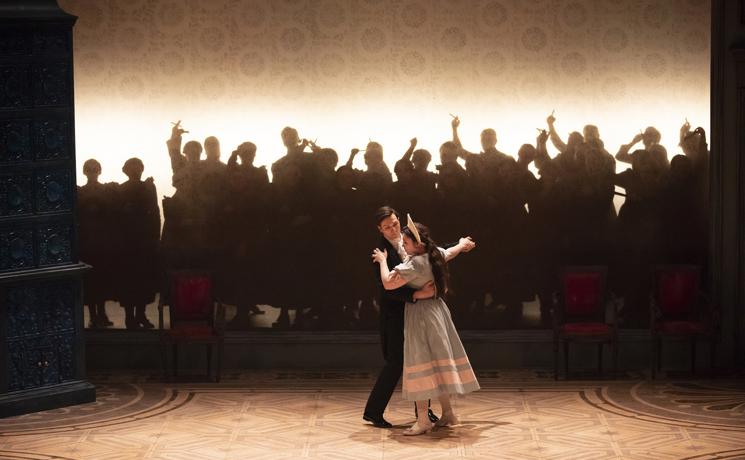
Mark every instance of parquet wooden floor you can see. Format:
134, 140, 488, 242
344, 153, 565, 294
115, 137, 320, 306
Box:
1, 370, 744, 459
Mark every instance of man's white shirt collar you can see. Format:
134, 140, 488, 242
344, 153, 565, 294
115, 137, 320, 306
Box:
385, 235, 408, 261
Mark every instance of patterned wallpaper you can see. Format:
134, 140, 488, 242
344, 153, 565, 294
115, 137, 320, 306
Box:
60, 0, 710, 107
57, 0, 711, 190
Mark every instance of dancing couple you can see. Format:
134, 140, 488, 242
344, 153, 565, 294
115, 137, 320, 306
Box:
363, 206, 480, 435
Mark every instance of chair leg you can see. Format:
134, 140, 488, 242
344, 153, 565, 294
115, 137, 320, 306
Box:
161, 343, 169, 382
173, 344, 179, 378
216, 340, 223, 383
207, 344, 212, 381
554, 341, 559, 381
613, 340, 619, 379
598, 344, 603, 376
691, 338, 697, 375
657, 339, 662, 371
651, 337, 657, 380
564, 341, 569, 379
710, 339, 717, 376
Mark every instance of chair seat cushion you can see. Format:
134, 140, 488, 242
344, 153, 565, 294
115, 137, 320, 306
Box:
655, 320, 708, 335
561, 322, 611, 335
164, 325, 218, 339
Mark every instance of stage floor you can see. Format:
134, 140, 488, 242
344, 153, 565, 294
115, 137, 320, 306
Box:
1, 371, 744, 460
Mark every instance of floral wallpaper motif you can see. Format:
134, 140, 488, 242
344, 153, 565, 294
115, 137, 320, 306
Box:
58, 0, 710, 112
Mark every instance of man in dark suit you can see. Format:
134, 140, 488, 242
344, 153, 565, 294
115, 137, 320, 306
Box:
363, 206, 438, 428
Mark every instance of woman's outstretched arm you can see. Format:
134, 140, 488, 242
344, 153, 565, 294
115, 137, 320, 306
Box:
442, 237, 476, 262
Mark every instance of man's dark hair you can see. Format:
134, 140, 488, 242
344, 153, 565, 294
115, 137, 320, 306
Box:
375, 206, 399, 225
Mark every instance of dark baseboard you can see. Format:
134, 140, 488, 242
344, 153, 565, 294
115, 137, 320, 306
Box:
0, 380, 96, 418
84, 328, 652, 344
84, 328, 715, 373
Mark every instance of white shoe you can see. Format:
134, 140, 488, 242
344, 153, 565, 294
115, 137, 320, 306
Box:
403, 420, 434, 436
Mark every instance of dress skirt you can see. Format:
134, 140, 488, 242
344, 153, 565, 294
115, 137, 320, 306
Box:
402, 297, 480, 401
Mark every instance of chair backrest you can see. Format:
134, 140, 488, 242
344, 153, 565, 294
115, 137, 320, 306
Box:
168, 271, 215, 326
560, 266, 607, 321
655, 265, 700, 317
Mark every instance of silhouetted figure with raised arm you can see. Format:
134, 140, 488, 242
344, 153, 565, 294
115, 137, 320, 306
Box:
433, 140, 469, 320
678, 122, 710, 267
161, 121, 209, 271
613, 148, 667, 326
615, 127, 669, 190
393, 138, 436, 189
116, 158, 160, 330
528, 130, 563, 326
224, 142, 269, 328
546, 111, 576, 154
450, 116, 493, 325
451, 115, 525, 326
546, 111, 612, 158
308, 140, 340, 189
271, 126, 310, 189
539, 114, 584, 174
450, 115, 513, 176
680, 122, 709, 171
393, 138, 416, 185
679, 122, 709, 213
546, 111, 616, 262
166, 120, 204, 202
391, 138, 436, 224
510, 136, 546, 324
297, 140, 341, 327
78, 159, 117, 328
268, 127, 316, 329
616, 126, 665, 164
227, 142, 268, 187
346, 142, 395, 241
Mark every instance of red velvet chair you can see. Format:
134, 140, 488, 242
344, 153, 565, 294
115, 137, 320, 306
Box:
650, 265, 717, 378
158, 271, 224, 382
552, 266, 618, 380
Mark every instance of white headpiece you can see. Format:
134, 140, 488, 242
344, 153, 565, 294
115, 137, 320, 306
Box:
406, 213, 422, 245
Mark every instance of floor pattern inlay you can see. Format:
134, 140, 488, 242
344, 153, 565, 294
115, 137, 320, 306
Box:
1, 371, 743, 459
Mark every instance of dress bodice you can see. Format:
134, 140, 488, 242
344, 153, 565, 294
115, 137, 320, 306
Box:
393, 248, 447, 290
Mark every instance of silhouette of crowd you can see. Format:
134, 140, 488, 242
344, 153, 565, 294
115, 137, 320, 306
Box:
78, 114, 710, 330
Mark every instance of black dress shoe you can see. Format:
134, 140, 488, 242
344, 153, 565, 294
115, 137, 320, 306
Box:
427, 409, 439, 423
363, 413, 393, 428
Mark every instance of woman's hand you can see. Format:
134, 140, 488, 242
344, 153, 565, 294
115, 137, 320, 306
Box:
414, 281, 436, 300
371, 248, 388, 264
459, 237, 476, 252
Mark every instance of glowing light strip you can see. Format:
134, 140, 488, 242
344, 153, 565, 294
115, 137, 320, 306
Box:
74, 97, 710, 201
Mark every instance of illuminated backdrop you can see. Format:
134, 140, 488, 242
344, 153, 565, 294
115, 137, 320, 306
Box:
59, 0, 710, 198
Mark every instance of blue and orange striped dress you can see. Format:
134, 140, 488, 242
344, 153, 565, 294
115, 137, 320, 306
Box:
394, 249, 480, 401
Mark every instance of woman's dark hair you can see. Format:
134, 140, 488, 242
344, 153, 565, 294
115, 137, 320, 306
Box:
402, 222, 449, 298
